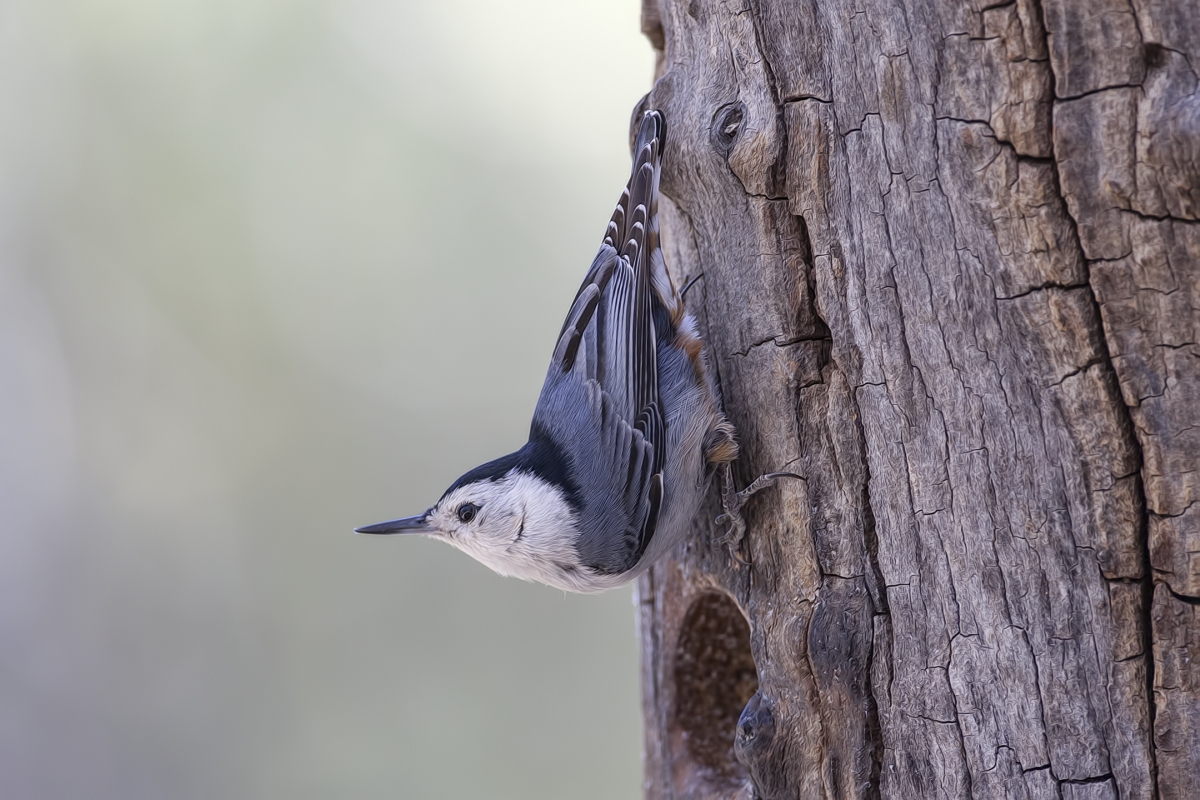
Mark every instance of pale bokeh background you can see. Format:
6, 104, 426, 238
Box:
0, 1, 653, 797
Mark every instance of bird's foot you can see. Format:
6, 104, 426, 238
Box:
716, 464, 802, 564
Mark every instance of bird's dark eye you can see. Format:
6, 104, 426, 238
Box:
457, 503, 479, 523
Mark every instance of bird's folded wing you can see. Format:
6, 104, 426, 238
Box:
537, 111, 668, 574
531, 380, 661, 575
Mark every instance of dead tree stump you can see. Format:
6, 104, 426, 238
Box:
634, 0, 1199, 797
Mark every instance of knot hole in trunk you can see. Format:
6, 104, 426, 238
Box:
710, 103, 746, 160
672, 591, 758, 789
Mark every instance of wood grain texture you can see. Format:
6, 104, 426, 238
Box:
635, 0, 1198, 797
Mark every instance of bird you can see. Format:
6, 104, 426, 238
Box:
356, 109, 792, 593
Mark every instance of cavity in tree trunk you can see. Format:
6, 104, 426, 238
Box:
633, 0, 1200, 798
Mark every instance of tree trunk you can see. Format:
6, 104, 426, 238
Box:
634, 1, 1199, 798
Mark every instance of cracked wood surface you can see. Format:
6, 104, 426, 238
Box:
634, 0, 1198, 798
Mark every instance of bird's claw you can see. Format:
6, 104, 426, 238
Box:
718, 464, 802, 565
715, 512, 750, 565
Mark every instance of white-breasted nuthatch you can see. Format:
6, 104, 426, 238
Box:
356, 110, 790, 592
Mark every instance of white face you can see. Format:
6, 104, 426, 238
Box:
427, 479, 523, 555
424, 471, 583, 587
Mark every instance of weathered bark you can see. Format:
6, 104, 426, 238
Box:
634, 1, 1199, 798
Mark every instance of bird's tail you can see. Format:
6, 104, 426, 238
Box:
604, 110, 684, 329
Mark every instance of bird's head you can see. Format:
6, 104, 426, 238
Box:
356, 459, 583, 587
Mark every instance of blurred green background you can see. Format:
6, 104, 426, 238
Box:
0, 1, 652, 797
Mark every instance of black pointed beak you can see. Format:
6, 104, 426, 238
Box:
354, 514, 431, 535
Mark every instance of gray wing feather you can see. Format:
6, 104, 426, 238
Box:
536, 111, 668, 574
